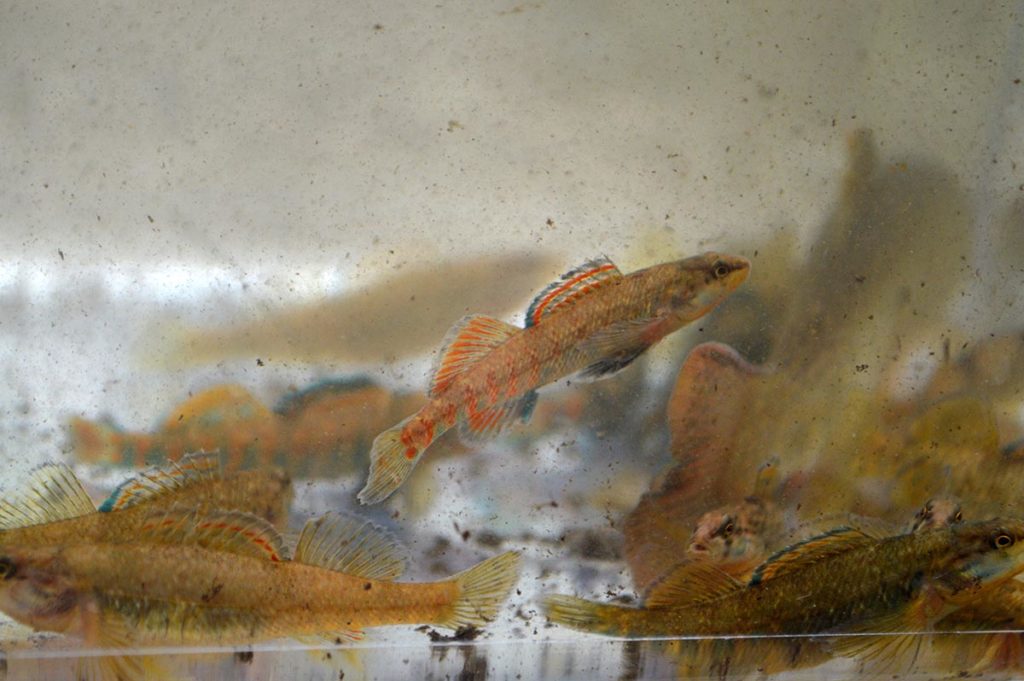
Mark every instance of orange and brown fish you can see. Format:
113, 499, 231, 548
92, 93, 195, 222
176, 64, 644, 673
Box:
358, 252, 751, 503
0, 509, 520, 680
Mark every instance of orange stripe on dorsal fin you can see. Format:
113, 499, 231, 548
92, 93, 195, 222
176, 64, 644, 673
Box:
139, 508, 286, 562
525, 256, 623, 328
0, 463, 96, 529
458, 390, 538, 442
429, 315, 520, 397
293, 512, 408, 580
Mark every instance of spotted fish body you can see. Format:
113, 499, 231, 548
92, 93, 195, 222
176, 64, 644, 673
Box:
546, 519, 1024, 639
358, 252, 751, 503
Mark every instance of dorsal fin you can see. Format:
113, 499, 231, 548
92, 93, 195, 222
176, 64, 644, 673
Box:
98, 451, 219, 512
140, 508, 286, 562
644, 559, 744, 608
525, 257, 623, 328
293, 512, 408, 580
749, 527, 877, 586
429, 315, 520, 397
0, 463, 96, 529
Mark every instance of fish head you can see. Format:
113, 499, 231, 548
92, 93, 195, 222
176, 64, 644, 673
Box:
937, 519, 1024, 603
665, 252, 751, 322
687, 498, 768, 561
0, 547, 83, 635
911, 495, 963, 532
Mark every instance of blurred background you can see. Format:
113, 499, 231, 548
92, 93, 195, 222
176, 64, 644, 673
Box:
1, 1, 1022, 679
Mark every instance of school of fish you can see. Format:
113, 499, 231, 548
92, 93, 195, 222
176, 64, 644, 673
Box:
4, 147, 1023, 681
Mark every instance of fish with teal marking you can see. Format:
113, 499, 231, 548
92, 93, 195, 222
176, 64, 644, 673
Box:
358, 252, 751, 504
0, 453, 292, 550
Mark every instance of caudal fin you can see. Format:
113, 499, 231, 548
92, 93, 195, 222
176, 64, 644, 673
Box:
358, 417, 419, 504
434, 551, 521, 630
544, 594, 626, 635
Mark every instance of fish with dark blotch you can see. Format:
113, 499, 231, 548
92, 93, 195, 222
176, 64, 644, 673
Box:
359, 252, 751, 503
0, 509, 520, 680
0, 452, 293, 550
546, 519, 1024, 649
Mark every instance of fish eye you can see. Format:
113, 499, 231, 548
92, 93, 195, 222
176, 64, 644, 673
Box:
720, 521, 735, 538
711, 261, 731, 279
953, 510, 963, 523
993, 534, 1014, 549
0, 557, 16, 580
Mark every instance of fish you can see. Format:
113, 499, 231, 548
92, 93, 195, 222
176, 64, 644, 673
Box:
684, 496, 782, 579
69, 379, 432, 476
546, 519, 1024, 647
0, 452, 294, 550
910, 496, 963, 533
68, 384, 281, 469
358, 252, 751, 503
0, 509, 521, 676
155, 252, 560, 367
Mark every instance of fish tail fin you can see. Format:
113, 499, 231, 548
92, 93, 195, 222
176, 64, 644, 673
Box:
434, 551, 521, 630
357, 416, 422, 504
68, 417, 129, 466
544, 594, 627, 634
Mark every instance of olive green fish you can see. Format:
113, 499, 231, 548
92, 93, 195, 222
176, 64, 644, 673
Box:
547, 519, 1024, 643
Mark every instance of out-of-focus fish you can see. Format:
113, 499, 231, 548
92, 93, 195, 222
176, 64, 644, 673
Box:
69, 379, 432, 476
624, 343, 774, 590
910, 496, 963, 533
0, 509, 520, 678
683, 496, 781, 579
69, 385, 280, 469
547, 519, 1024, 648
359, 253, 751, 503
156, 253, 561, 367
0, 453, 293, 550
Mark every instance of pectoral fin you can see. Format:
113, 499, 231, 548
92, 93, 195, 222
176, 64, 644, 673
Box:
577, 317, 667, 379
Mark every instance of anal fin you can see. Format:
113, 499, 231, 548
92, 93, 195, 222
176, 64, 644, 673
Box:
458, 390, 538, 441
0, 463, 96, 529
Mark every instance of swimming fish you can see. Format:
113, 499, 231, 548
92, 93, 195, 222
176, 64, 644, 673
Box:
157, 252, 560, 367
69, 379, 430, 475
546, 519, 1024, 644
359, 252, 751, 503
0, 452, 293, 550
0, 509, 520, 666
